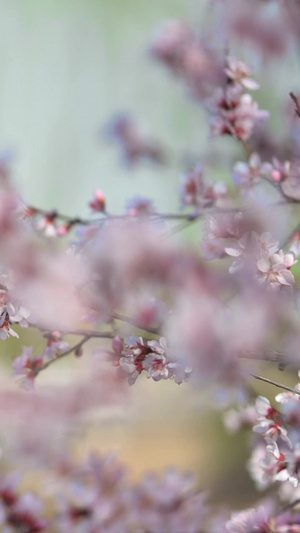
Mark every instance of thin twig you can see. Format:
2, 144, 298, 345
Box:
278, 498, 300, 515
34, 335, 92, 375
25, 199, 295, 231
161, 218, 198, 241
249, 372, 300, 396
112, 313, 159, 336
28, 323, 115, 339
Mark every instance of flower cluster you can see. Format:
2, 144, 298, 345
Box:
13, 335, 69, 391
105, 114, 165, 166
108, 335, 192, 386
225, 230, 297, 290
207, 84, 269, 141
150, 19, 223, 100
180, 163, 228, 211
0, 469, 47, 532
0, 453, 207, 533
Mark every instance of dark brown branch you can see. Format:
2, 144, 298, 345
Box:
290, 91, 300, 118
25, 199, 294, 232
34, 330, 116, 376
35, 335, 92, 375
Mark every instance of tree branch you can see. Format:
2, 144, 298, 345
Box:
249, 372, 300, 395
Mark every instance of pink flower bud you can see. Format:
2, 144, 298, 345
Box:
112, 336, 123, 354
89, 190, 106, 213
271, 170, 282, 183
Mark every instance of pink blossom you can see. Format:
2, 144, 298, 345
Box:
253, 396, 292, 447
225, 56, 260, 90
150, 19, 223, 100
180, 164, 228, 210
225, 231, 279, 275
226, 502, 274, 533
260, 442, 289, 486
207, 85, 269, 141
272, 250, 297, 269
257, 256, 295, 289
229, 6, 288, 60
126, 196, 156, 217
106, 114, 164, 166
269, 158, 291, 183
35, 212, 58, 238
202, 213, 244, 259
118, 336, 148, 385
12, 347, 42, 391
89, 189, 106, 213
232, 152, 271, 189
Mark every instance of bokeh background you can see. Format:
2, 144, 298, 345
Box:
0, 0, 211, 216
0, 0, 299, 515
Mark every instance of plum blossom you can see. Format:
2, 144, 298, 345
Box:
268, 158, 291, 184
280, 160, 300, 200
150, 19, 223, 100
257, 255, 295, 289
43, 339, 70, 361
35, 212, 58, 238
253, 396, 292, 447
226, 502, 274, 533
117, 336, 192, 385
54, 454, 207, 532
258, 442, 290, 487
0, 469, 47, 532
0, 284, 30, 340
0, 313, 19, 341
135, 470, 207, 533
9, 492, 47, 532
180, 164, 228, 210
272, 250, 297, 269
12, 347, 42, 391
225, 56, 260, 90
89, 189, 106, 213
206, 85, 269, 141
275, 386, 300, 431
202, 213, 244, 259
226, 499, 300, 532
12, 339, 70, 391
1, 7, 300, 531
225, 231, 279, 274
144, 337, 169, 381
247, 445, 272, 490
126, 196, 156, 217
285, 443, 300, 488
229, 5, 288, 60
232, 152, 271, 189
150, 19, 194, 73
106, 113, 164, 166
118, 336, 150, 385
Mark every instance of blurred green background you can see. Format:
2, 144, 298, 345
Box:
0, 0, 210, 216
